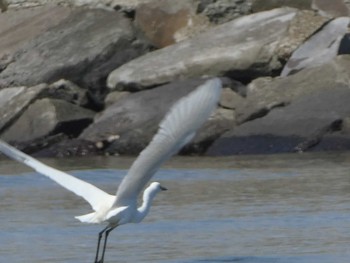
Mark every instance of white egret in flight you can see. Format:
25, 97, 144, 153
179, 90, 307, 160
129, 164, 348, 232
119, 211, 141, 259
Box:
0, 78, 222, 262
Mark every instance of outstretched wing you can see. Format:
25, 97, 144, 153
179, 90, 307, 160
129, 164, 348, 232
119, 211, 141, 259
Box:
114, 78, 222, 206
0, 141, 114, 211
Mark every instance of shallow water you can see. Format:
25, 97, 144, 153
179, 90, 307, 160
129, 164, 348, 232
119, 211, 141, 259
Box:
0, 153, 350, 263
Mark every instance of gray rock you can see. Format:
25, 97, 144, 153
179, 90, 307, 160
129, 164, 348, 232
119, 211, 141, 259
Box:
182, 107, 234, 154
0, 9, 138, 90
81, 78, 206, 142
135, 0, 209, 48
108, 8, 297, 90
0, 5, 72, 71
276, 10, 329, 62
2, 98, 95, 143
33, 138, 101, 157
80, 78, 228, 155
219, 87, 245, 110
312, 0, 350, 17
197, 0, 253, 24
43, 79, 88, 106
207, 85, 350, 155
0, 84, 47, 133
251, 0, 312, 12
104, 91, 130, 107
237, 55, 350, 124
280, 17, 350, 77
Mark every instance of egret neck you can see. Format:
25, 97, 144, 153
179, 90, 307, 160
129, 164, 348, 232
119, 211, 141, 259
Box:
134, 182, 167, 223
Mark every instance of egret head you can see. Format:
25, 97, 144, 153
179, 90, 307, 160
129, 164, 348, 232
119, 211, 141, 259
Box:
150, 181, 167, 192
144, 182, 167, 199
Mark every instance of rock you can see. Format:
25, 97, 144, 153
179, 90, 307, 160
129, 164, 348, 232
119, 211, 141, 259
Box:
5, 134, 101, 157
80, 41, 151, 108
181, 107, 234, 154
197, 0, 253, 24
33, 138, 102, 157
0, 9, 142, 92
43, 79, 88, 107
104, 91, 130, 107
251, 0, 312, 12
80, 78, 227, 155
1, 98, 95, 143
5, 0, 153, 11
0, 5, 72, 71
207, 85, 350, 155
276, 10, 329, 62
237, 55, 350, 124
0, 84, 47, 133
135, 0, 210, 48
219, 87, 245, 110
280, 17, 350, 77
312, 0, 350, 17
81, 78, 207, 143
6, 133, 68, 156
108, 8, 297, 90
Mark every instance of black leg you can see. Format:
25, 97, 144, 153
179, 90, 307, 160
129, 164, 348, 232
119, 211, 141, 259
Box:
95, 226, 109, 263
99, 226, 116, 263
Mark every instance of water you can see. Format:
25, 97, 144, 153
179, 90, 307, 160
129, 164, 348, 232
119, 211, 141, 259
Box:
0, 153, 350, 263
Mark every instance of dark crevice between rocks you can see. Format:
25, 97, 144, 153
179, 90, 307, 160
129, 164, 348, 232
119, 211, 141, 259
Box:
224, 66, 281, 85
113, 5, 136, 20
53, 119, 93, 138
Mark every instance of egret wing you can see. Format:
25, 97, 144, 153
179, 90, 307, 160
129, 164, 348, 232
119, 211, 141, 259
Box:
114, 78, 222, 206
0, 140, 114, 211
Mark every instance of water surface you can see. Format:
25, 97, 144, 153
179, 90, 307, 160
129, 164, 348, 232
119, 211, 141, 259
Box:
0, 153, 349, 262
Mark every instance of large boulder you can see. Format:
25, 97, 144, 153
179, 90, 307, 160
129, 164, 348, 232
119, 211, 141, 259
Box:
107, 8, 297, 90
0, 8, 147, 100
207, 55, 350, 155
0, 5, 72, 71
0, 84, 47, 133
276, 10, 329, 62
135, 0, 210, 48
280, 17, 350, 76
81, 79, 208, 141
207, 85, 350, 155
236, 55, 350, 124
312, 0, 350, 17
80, 78, 231, 155
1, 98, 95, 143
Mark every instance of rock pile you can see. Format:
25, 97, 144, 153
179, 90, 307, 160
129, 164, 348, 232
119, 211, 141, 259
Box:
0, 0, 350, 157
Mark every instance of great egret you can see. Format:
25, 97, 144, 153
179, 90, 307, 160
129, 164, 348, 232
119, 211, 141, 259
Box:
0, 78, 222, 262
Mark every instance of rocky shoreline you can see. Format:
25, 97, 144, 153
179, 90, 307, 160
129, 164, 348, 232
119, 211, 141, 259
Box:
0, 0, 350, 157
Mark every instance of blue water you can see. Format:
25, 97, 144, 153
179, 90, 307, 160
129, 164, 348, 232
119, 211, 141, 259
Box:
0, 154, 349, 262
